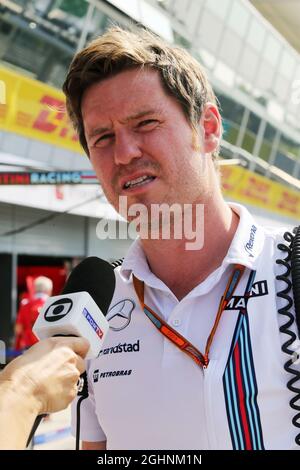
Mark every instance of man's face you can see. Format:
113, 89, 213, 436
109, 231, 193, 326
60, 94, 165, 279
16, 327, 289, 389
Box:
82, 68, 213, 217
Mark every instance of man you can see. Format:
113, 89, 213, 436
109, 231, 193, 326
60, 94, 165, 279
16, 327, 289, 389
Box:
0, 336, 89, 449
15, 276, 53, 350
63, 27, 298, 449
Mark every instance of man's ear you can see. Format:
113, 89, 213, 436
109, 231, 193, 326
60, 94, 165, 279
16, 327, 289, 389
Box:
200, 103, 221, 154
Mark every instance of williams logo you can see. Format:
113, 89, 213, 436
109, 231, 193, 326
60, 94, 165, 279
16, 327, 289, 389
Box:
244, 225, 257, 257
44, 298, 73, 322
106, 299, 135, 331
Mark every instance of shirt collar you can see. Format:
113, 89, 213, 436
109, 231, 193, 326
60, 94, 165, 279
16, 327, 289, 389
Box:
120, 235, 164, 290
223, 202, 265, 270
120, 203, 266, 287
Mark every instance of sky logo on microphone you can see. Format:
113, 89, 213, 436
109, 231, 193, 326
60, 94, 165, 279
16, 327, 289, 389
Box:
82, 308, 104, 339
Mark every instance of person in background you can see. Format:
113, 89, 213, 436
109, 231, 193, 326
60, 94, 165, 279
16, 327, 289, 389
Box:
0, 336, 89, 450
15, 276, 53, 351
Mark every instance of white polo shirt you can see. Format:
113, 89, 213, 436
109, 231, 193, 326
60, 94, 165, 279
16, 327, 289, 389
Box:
71, 203, 299, 449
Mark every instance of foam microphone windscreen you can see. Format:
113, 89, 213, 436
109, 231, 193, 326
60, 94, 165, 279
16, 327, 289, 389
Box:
33, 257, 116, 359
28, 257, 116, 449
61, 256, 116, 316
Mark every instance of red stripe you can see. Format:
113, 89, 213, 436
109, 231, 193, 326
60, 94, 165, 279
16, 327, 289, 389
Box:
234, 343, 252, 450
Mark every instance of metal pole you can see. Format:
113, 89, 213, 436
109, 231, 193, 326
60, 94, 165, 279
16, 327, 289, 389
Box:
76, 1, 95, 53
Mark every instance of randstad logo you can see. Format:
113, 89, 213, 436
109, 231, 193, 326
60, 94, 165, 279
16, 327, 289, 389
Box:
244, 225, 257, 257
99, 340, 140, 356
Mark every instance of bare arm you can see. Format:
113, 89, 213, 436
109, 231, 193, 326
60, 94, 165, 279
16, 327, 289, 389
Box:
82, 440, 107, 450
0, 337, 89, 449
0, 379, 40, 451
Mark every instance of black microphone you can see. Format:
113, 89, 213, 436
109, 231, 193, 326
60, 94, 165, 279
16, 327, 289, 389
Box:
34, 257, 116, 357
27, 257, 116, 448
61, 256, 116, 311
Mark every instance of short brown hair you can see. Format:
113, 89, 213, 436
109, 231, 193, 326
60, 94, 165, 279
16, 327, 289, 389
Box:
63, 26, 220, 161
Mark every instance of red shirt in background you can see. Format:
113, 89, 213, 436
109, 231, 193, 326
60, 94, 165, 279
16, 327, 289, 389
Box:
15, 294, 48, 350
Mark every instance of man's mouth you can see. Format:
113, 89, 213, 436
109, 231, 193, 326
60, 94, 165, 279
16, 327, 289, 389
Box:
123, 175, 156, 190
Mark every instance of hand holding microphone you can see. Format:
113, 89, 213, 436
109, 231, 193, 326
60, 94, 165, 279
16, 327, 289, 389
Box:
28, 257, 116, 448
33, 257, 115, 359
3, 337, 89, 413
0, 336, 89, 449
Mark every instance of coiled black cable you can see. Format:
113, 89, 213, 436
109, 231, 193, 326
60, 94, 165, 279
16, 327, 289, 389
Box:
276, 227, 300, 445
291, 226, 300, 330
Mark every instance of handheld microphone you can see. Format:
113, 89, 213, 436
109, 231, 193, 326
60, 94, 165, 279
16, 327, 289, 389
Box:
33, 257, 115, 358
28, 257, 116, 447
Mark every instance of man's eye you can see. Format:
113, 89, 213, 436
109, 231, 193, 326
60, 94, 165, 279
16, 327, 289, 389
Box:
138, 119, 158, 128
94, 134, 114, 146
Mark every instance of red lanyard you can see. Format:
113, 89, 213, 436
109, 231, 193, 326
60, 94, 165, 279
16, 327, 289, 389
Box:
132, 264, 245, 368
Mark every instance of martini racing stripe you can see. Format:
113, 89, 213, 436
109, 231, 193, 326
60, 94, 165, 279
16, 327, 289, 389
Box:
223, 270, 264, 450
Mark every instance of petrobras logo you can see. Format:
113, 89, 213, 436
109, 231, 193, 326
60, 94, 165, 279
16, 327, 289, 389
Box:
93, 368, 132, 382
93, 369, 100, 383
244, 225, 257, 257
82, 308, 103, 339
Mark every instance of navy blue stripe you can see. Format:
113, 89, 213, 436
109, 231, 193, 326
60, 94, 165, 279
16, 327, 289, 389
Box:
239, 320, 258, 449
223, 314, 245, 449
232, 332, 248, 449
241, 270, 264, 449
223, 269, 264, 450
243, 313, 264, 449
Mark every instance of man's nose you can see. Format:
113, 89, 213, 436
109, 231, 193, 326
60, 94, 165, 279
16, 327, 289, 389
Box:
114, 130, 142, 165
